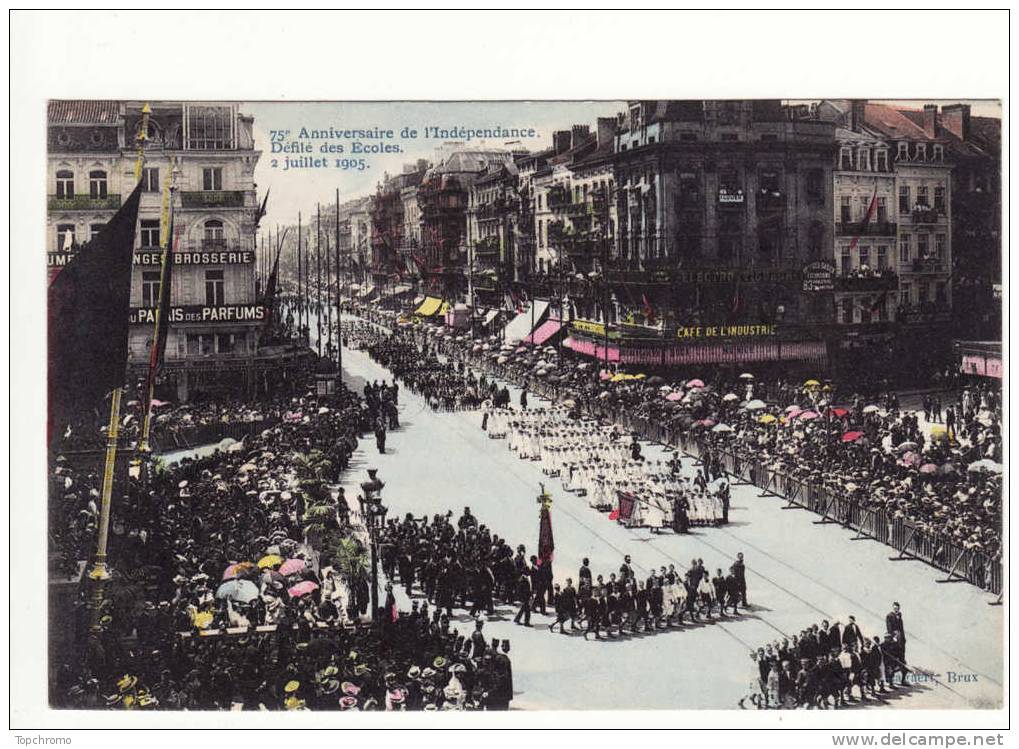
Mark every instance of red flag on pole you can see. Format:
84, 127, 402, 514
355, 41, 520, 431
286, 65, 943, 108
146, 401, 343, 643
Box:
641, 292, 656, 325
537, 487, 554, 564
848, 186, 879, 253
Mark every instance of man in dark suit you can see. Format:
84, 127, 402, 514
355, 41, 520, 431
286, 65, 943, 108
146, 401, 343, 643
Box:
731, 552, 747, 606
885, 602, 906, 660
842, 615, 864, 652
513, 573, 532, 626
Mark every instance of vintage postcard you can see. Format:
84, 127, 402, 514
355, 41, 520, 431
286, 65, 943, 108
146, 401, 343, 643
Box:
10, 9, 1008, 735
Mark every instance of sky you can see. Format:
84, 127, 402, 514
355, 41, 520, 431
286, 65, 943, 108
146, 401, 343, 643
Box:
243, 99, 1001, 230
244, 101, 625, 228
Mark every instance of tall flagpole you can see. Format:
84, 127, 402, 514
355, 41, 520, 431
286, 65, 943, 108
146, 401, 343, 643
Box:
138, 156, 175, 453
297, 212, 303, 344
316, 203, 323, 357
88, 102, 149, 637
335, 188, 342, 375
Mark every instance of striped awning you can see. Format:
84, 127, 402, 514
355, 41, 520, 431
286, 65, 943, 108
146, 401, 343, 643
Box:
414, 296, 443, 317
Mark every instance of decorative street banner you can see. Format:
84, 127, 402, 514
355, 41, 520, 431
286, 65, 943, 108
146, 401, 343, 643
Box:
802, 261, 836, 292
129, 304, 267, 325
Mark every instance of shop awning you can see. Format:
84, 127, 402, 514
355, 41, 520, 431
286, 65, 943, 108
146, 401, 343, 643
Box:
414, 296, 443, 317
503, 300, 550, 343
524, 319, 562, 345
482, 309, 500, 327
359, 284, 376, 299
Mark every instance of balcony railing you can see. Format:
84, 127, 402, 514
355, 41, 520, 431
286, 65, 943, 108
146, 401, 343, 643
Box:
833, 271, 899, 292
180, 190, 246, 209
835, 221, 897, 237
910, 207, 942, 224
48, 194, 121, 211
907, 258, 947, 274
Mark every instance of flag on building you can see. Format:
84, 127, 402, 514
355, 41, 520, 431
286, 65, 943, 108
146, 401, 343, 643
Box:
143, 204, 177, 410
48, 184, 143, 437
641, 292, 656, 325
849, 186, 879, 252
261, 241, 283, 329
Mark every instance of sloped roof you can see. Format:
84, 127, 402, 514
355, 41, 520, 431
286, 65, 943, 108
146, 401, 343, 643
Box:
48, 100, 122, 125
863, 102, 933, 140
433, 150, 514, 175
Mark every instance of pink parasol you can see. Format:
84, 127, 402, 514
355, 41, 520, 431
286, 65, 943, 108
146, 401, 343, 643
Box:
694, 418, 716, 427
278, 558, 307, 576
901, 451, 921, 466
797, 410, 820, 421
841, 431, 865, 443
685, 379, 705, 389
222, 561, 255, 580
919, 463, 939, 474
829, 407, 849, 418
151, 399, 171, 408
287, 580, 319, 598
665, 392, 683, 401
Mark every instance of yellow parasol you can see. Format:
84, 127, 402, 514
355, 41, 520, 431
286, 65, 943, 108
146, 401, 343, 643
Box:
258, 554, 284, 569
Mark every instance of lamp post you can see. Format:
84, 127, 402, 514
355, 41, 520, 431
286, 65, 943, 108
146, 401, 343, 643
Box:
358, 468, 387, 625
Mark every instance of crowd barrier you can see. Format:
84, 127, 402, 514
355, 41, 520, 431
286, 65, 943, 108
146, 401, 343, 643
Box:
358, 315, 1004, 598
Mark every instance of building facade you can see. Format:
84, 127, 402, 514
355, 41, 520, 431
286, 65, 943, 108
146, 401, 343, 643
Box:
47, 100, 265, 401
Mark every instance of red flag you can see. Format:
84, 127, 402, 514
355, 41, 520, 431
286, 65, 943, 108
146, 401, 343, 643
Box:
617, 491, 637, 522
849, 186, 879, 253
537, 497, 554, 564
641, 293, 656, 325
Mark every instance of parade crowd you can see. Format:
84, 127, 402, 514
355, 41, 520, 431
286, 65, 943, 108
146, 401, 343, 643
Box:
745, 603, 911, 710
53, 365, 517, 711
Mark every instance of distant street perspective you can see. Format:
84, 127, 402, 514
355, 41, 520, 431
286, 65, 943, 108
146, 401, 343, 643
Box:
46, 98, 1002, 712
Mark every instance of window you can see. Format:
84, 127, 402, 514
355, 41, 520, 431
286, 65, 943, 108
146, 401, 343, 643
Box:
875, 149, 888, 171
56, 224, 75, 251
139, 219, 161, 248
719, 168, 741, 193
933, 144, 944, 161
89, 170, 108, 199
859, 195, 871, 219
840, 245, 851, 274
89, 223, 105, 241
918, 281, 929, 303
187, 334, 201, 356
897, 142, 909, 161
647, 136, 656, 145
142, 167, 160, 193
840, 298, 853, 324
877, 245, 887, 270
898, 185, 910, 213
936, 282, 947, 304
917, 233, 929, 258
202, 167, 223, 191
203, 219, 225, 247
915, 143, 927, 161
185, 104, 234, 150
899, 233, 911, 263
141, 271, 162, 307
205, 269, 225, 306
916, 185, 929, 207
859, 245, 870, 269
876, 197, 888, 224
215, 333, 236, 354
56, 170, 74, 199
935, 234, 946, 261
806, 169, 824, 201
839, 147, 853, 170
934, 186, 945, 213
901, 283, 911, 306
678, 172, 700, 207
760, 170, 781, 194
840, 196, 852, 224
857, 148, 871, 171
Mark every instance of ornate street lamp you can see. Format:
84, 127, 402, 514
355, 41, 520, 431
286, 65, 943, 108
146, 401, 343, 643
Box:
358, 468, 388, 624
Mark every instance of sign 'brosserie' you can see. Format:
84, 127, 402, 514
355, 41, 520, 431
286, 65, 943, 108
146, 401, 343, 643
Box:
129, 305, 266, 325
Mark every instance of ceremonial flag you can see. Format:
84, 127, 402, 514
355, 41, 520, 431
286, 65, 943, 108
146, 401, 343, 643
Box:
537, 492, 555, 564
641, 292, 656, 325
48, 184, 143, 436
262, 240, 283, 329
143, 190, 177, 413
255, 187, 270, 228
616, 491, 638, 522
849, 186, 879, 253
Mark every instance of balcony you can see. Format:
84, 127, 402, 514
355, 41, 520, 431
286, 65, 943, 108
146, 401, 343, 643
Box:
835, 221, 897, 237
180, 190, 246, 209
910, 207, 942, 224
833, 271, 899, 292
756, 190, 785, 212
907, 258, 947, 274
48, 194, 121, 211
474, 237, 500, 258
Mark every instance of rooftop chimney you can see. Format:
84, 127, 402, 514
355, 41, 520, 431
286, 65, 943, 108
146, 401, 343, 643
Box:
922, 104, 938, 138
850, 99, 866, 133
941, 104, 971, 141
570, 124, 590, 149
552, 130, 571, 155
596, 117, 616, 149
